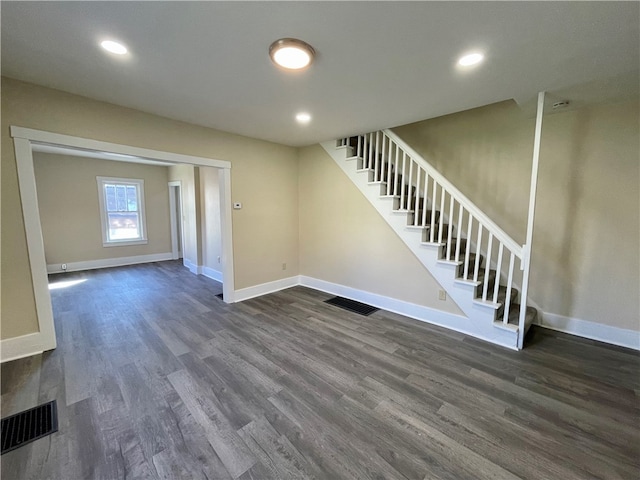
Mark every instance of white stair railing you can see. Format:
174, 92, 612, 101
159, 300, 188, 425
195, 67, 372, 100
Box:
339, 129, 527, 332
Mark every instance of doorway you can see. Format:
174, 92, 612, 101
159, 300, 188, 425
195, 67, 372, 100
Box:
168, 181, 184, 260
7, 126, 235, 361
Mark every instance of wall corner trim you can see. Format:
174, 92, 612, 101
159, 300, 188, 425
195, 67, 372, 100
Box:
537, 312, 640, 351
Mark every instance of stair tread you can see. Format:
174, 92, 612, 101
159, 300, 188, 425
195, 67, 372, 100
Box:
420, 241, 445, 247
438, 251, 485, 267
437, 259, 461, 267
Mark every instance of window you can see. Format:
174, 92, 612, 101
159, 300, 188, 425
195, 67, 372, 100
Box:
97, 176, 147, 246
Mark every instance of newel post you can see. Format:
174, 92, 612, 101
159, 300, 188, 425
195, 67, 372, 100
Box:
518, 91, 545, 349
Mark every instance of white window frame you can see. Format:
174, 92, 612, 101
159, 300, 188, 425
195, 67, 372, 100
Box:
97, 176, 148, 247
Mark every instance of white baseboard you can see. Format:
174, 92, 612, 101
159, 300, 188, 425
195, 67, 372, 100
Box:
234, 276, 300, 302
298, 275, 472, 331
47, 252, 173, 274
183, 261, 223, 283
183, 259, 201, 275
1, 332, 53, 363
537, 312, 640, 351
202, 266, 223, 283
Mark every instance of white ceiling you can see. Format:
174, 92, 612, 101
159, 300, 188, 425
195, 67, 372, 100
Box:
2, 1, 638, 147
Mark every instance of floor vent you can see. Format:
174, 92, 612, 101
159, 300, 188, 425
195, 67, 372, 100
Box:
1, 400, 58, 455
215, 293, 224, 300
324, 296, 379, 316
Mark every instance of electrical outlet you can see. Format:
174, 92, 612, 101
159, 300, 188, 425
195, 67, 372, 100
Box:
61, 263, 68, 271
282, 263, 287, 271
438, 290, 446, 301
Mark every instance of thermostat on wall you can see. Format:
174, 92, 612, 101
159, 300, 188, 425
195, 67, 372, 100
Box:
233, 202, 242, 209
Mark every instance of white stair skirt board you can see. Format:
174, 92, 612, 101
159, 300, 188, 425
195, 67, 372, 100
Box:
537, 312, 640, 351
1, 332, 47, 363
299, 276, 519, 350
47, 252, 173, 274
233, 276, 300, 302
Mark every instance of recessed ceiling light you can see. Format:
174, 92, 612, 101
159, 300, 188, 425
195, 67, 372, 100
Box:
270, 38, 315, 70
101, 40, 128, 55
458, 52, 484, 67
296, 112, 311, 124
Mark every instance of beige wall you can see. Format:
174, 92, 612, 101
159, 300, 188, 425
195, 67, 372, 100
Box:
394, 99, 640, 331
34, 153, 171, 265
299, 144, 464, 315
1, 77, 299, 339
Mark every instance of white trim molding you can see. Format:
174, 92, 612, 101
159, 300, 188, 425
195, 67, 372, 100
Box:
233, 276, 300, 302
202, 266, 223, 283
11, 126, 231, 169
12, 137, 57, 354
1, 333, 46, 363
168, 181, 183, 260
537, 312, 640, 351
183, 259, 201, 275
181, 262, 223, 285
47, 252, 174, 274
219, 168, 235, 303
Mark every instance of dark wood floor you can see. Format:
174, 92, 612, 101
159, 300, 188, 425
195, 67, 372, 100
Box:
1, 261, 639, 479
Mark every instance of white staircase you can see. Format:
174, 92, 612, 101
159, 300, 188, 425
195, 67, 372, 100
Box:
321, 130, 536, 350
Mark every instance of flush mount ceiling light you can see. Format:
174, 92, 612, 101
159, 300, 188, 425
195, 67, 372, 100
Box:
269, 38, 315, 70
295, 112, 312, 124
100, 40, 128, 55
457, 52, 484, 67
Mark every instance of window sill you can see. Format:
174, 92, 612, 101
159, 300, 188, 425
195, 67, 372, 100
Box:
103, 239, 148, 248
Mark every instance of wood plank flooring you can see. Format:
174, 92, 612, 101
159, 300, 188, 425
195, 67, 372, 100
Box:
1, 260, 639, 479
